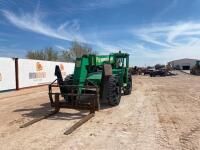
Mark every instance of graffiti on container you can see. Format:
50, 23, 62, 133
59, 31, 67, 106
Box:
60, 64, 67, 77
29, 62, 46, 80
60, 64, 64, 71
0, 73, 2, 81
36, 62, 43, 71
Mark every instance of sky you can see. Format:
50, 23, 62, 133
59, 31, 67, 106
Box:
1, 0, 200, 66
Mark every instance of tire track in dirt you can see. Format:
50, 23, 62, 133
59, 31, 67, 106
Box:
146, 78, 182, 150
0, 86, 48, 99
179, 121, 200, 150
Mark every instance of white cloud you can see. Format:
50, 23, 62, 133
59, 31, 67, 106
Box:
129, 21, 200, 65
57, 22, 69, 31
166, 22, 200, 43
3, 10, 84, 42
57, 20, 80, 31
135, 22, 200, 46
137, 34, 172, 48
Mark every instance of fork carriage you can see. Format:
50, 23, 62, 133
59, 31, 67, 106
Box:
48, 78, 100, 114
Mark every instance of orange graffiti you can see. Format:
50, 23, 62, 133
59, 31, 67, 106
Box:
60, 64, 64, 71
36, 62, 43, 71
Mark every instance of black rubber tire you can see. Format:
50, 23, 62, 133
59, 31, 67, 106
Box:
64, 74, 73, 85
106, 76, 121, 106
63, 74, 74, 102
124, 73, 132, 95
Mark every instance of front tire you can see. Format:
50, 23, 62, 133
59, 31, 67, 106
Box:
106, 76, 121, 106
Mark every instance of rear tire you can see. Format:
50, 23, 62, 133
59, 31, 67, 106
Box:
124, 73, 132, 95
106, 76, 121, 106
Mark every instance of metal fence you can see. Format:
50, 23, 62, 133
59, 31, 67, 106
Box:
0, 57, 74, 91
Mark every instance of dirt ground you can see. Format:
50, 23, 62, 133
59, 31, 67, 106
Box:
1, 73, 200, 150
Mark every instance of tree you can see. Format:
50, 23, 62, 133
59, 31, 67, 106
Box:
43, 47, 58, 61
68, 41, 95, 61
59, 41, 96, 62
147, 66, 153, 69
155, 64, 165, 70
26, 50, 45, 60
58, 50, 74, 62
26, 47, 58, 61
26, 41, 96, 62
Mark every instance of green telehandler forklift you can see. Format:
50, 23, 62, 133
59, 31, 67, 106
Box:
53, 51, 132, 107
20, 51, 132, 134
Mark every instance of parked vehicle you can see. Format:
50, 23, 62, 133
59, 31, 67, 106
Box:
144, 69, 154, 75
150, 69, 166, 77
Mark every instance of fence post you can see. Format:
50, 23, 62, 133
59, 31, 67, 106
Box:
15, 58, 19, 90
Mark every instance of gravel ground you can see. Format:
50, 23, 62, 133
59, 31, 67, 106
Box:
1, 74, 200, 150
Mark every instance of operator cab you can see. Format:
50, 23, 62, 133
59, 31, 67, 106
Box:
113, 51, 129, 69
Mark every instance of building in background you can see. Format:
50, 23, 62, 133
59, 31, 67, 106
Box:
168, 58, 199, 70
